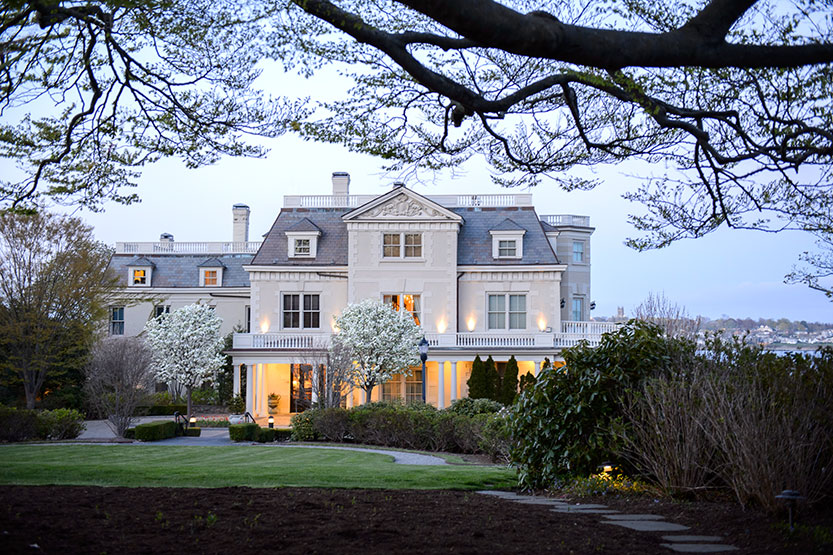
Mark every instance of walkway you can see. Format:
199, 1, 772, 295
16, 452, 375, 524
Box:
477, 491, 739, 553
78, 419, 448, 465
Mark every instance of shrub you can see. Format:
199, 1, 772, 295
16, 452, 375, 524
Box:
193, 418, 230, 428
37, 408, 86, 440
257, 427, 276, 442
510, 321, 693, 490
190, 388, 218, 405
146, 404, 187, 416
564, 472, 652, 497
134, 420, 178, 441
124, 428, 136, 439
290, 410, 319, 441
182, 427, 201, 437
312, 407, 350, 442
0, 405, 39, 442
446, 397, 503, 417
275, 428, 292, 441
229, 423, 260, 442
479, 412, 512, 463
499, 356, 519, 405
227, 394, 246, 414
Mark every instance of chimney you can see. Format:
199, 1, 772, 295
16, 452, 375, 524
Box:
160, 233, 174, 242
332, 172, 350, 196
232, 204, 250, 243
393, 181, 405, 189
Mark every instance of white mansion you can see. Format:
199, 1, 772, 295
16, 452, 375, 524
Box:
108, 173, 615, 417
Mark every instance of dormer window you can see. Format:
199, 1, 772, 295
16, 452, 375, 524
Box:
489, 219, 526, 260
285, 217, 322, 259
127, 257, 154, 287
198, 258, 225, 287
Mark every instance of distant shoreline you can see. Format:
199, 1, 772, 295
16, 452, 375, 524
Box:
764, 343, 832, 351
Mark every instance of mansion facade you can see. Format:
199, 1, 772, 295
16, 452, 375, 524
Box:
108, 173, 616, 418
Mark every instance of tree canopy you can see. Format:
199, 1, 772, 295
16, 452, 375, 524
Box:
3, 1, 832, 257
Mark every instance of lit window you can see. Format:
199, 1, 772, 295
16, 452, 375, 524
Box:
203, 269, 218, 286
383, 233, 422, 258
294, 238, 310, 256
573, 241, 585, 263
572, 298, 584, 321
405, 368, 423, 402
132, 269, 146, 285
381, 374, 403, 401
110, 307, 125, 335
487, 294, 526, 330
498, 240, 516, 257
283, 294, 320, 329
383, 294, 421, 325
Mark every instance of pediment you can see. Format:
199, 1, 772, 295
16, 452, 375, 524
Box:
343, 188, 462, 222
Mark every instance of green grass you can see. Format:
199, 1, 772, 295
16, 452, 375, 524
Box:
0, 445, 516, 490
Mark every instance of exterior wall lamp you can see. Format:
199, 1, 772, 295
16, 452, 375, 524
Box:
268, 415, 274, 429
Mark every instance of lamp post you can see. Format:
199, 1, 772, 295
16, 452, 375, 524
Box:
419, 337, 429, 403
267, 415, 274, 429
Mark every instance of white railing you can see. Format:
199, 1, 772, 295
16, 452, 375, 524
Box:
235, 322, 618, 351
116, 241, 262, 254
541, 214, 591, 227
282, 193, 534, 209
233, 333, 331, 349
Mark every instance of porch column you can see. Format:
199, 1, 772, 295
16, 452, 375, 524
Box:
258, 364, 267, 416
534, 359, 544, 376
311, 364, 319, 405
437, 361, 445, 409
245, 364, 254, 414
233, 363, 241, 396
450, 361, 458, 403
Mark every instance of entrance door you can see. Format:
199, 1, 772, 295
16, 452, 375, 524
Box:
290, 364, 313, 412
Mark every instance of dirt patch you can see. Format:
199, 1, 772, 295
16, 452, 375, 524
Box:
0, 486, 830, 554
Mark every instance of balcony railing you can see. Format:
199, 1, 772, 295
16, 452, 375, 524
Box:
282, 193, 534, 209
116, 241, 262, 254
233, 322, 620, 351
540, 214, 591, 227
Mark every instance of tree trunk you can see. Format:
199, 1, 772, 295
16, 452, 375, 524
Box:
187, 386, 192, 421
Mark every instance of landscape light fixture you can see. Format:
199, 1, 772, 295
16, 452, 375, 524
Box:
189, 416, 196, 427
268, 415, 274, 429
418, 337, 429, 402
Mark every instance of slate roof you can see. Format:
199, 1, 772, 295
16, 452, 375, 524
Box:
489, 218, 526, 232
197, 258, 226, 268
127, 256, 155, 267
251, 205, 559, 266
109, 254, 253, 287
285, 218, 322, 234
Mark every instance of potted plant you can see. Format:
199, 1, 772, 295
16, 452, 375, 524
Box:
227, 394, 246, 424
268, 392, 281, 414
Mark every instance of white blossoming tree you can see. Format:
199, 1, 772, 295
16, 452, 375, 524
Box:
144, 304, 225, 419
334, 299, 422, 404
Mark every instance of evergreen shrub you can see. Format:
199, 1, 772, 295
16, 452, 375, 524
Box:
134, 420, 178, 441
289, 411, 318, 441
36, 408, 86, 439
446, 397, 503, 417
0, 405, 39, 441
229, 423, 260, 442
257, 427, 276, 442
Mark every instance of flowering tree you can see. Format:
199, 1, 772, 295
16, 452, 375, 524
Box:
334, 299, 422, 404
144, 304, 225, 419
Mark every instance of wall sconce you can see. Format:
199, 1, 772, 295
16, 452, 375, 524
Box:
267, 415, 274, 429
436, 317, 448, 334
259, 318, 270, 333
466, 316, 476, 331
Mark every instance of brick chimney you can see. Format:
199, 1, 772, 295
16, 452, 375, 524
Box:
232, 204, 250, 243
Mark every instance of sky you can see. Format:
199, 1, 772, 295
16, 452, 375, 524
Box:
60, 130, 830, 324
3, 38, 830, 325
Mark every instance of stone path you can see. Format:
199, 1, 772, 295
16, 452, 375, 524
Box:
477, 491, 740, 553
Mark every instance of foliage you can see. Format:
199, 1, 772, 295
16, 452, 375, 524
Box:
192, 418, 230, 428
0, 405, 39, 441
0, 1, 299, 210
228, 423, 261, 442
310, 407, 351, 442
0, 211, 116, 409
633, 292, 701, 339
333, 299, 422, 402
85, 337, 154, 438
509, 321, 694, 490
133, 421, 178, 442
478, 412, 512, 464
289, 411, 318, 442
786, 232, 833, 300
215, 332, 237, 406
563, 472, 652, 497
144, 303, 225, 418
466, 356, 488, 400
446, 397, 504, 418
35, 408, 86, 440
518, 371, 537, 394
226, 394, 246, 414
142, 405, 187, 416
257, 428, 276, 443
499, 356, 519, 405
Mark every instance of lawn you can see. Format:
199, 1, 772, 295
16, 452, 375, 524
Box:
0, 444, 516, 489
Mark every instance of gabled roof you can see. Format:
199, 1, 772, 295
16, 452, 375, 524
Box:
128, 257, 155, 267
343, 186, 463, 223
490, 218, 526, 232
197, 258, 227, 268
285, 218, 322, 234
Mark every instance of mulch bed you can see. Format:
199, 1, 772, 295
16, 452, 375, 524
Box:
1, 486, 830, 554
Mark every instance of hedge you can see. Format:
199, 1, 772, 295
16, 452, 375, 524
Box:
134, 420, 178, 441
0, 406, 86, 442
229, 423, 260, 442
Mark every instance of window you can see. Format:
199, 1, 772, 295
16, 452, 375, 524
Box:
381, 374, 403, 401
283, 294, 320, 329
245, 305, 251, 333
405, 368, 423, 402
572, 298, 584, 321
132, 269, 147, 285
204, 270, 218, 286
383, 294, 421, 325
154, 305, 170, 318
383, 233, 422, 258
110, 307, 124, 335
381, 369, 423, 402
487, 294, 526, 330
294, 238, 310, 256
498, 240, 516, 257
573, 241, 585, 263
